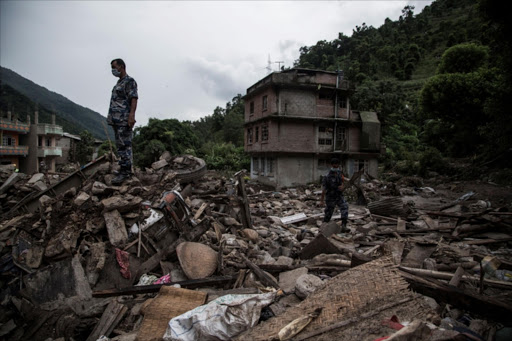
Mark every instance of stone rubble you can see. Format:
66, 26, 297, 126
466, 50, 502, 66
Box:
0, 157, 511, 341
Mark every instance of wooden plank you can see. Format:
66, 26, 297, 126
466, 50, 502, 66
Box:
397, 217, 406, 232
239, 253, 279, 289
86, 300, 127, 341
449, 266, 465, 287
399, 266, 512, 290
401, 243, 436, 268
235, 171, 252, 230
421, 215, 438, 229
92, 275, 237, 298
193, 202, 208, 220
399, 269, 512, 326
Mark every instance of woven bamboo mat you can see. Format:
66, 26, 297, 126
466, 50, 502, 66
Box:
235, 256, 416, 341
136, 286, 207, 341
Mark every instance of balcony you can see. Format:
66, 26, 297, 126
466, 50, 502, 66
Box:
37, 146, 62, 157
37, 124, 63, 136
0, 145, 29, 156
0, 119, 30, 133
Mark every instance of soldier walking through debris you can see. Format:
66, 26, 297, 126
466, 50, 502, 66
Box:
107, 58, 138, 185
321, 158, 349, 230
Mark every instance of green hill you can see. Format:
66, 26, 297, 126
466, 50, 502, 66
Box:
0, 66, 111, 139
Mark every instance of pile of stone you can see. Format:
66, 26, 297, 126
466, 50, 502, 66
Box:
0, 154, 511, 341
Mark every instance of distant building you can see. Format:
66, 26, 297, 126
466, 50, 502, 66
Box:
23, 109, 63, 174
1, 109, 102, 174
56, 132, 80, 166
243, 68, 381, 188
0, 111, 30, 170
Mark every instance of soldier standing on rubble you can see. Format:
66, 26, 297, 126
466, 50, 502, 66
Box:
107, 58, 138, 185
321, 158, 349, 230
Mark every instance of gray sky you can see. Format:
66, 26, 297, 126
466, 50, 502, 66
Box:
1, 0, 433, 127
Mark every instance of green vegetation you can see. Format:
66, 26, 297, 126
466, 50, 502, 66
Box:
2, 0, 510, 176
75, 130, 95, 165
295, 0, 512, 176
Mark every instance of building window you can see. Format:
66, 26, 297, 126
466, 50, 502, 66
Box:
262, 95, 268, 111
250, 101, 254, 114
247, 128, 253, 144
261, 158, 266, 174
255, 127, 259, 142
253, 157, 259, 174
319, 91, 333, 100
337, 126, 346, 140
318, 159, 330, 167
339, 97, 347, 108
319, 126, 327, 133
2, 135, 15, 146
318, 138, 332, 145
267, 158, 274, 174
261, 124, 269, 141
354, 159, 369, 173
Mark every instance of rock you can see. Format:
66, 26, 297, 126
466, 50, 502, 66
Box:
241, 229, 259, 243
27, 173, 44, 184
275, 256, 294, 266
320, 221, 340, 237
39, 195, 52, 207
101, 195, 143, 213
151, 159, 168, 170
45, 226, 81, 258
295, 274, 323, 299
176, 242, 217, 279
279, 267, 308, 294
92, 181, 109, 195
103, 209, 128, 247
74, 192, 91, 206
221, 217, 240, 226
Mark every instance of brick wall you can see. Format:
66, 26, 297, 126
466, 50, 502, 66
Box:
245, 88, 278, 122
279, 90, 316, 117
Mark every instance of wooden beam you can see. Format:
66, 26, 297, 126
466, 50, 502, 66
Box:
399, 269, 512, 326
239, 253, 279, 289
92, 275, 236, 298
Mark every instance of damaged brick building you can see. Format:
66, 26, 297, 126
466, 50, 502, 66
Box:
244, 68, 381, 188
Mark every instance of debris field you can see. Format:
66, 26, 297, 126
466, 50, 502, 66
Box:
1, 153, 511, 341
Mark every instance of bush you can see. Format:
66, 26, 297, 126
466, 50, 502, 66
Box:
418, 147, 448, 177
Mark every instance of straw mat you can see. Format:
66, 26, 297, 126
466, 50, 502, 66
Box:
136, 286, 207, 341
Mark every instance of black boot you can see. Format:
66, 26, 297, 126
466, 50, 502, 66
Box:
112, 167, 132, 185
341, 219, 349, 232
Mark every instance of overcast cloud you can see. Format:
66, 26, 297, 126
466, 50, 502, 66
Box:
0, 0, 433, 127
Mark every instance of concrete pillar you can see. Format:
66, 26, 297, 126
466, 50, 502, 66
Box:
51, 113, 56, 125
34, 109, 39, 124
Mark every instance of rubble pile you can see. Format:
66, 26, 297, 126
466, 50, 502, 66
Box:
0, 154, 511, 341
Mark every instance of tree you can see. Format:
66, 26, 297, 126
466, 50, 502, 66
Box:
436, 43, 489, 74
75, 130, 95, 165
133, 118, 199, 168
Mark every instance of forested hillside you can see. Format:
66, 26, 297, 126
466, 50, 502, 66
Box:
294, 0, 511, 174
0, 67, 111, 139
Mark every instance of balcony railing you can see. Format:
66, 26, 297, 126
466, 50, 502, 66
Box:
37, 146, 62, 157
0, 119, 30, 133
0, 145, 29, 156
37, 124, 63, 136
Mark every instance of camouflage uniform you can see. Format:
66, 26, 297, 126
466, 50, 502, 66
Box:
107, 75, 138, 172
322, 168, 349, 223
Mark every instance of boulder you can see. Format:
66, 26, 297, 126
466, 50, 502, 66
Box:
295, 274, 323, 299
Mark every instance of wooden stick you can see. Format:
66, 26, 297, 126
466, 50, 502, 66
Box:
449, 266, 465, 287
294, 297, 415, 341
239, 253, 279, 289
399, 266, 512, 290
